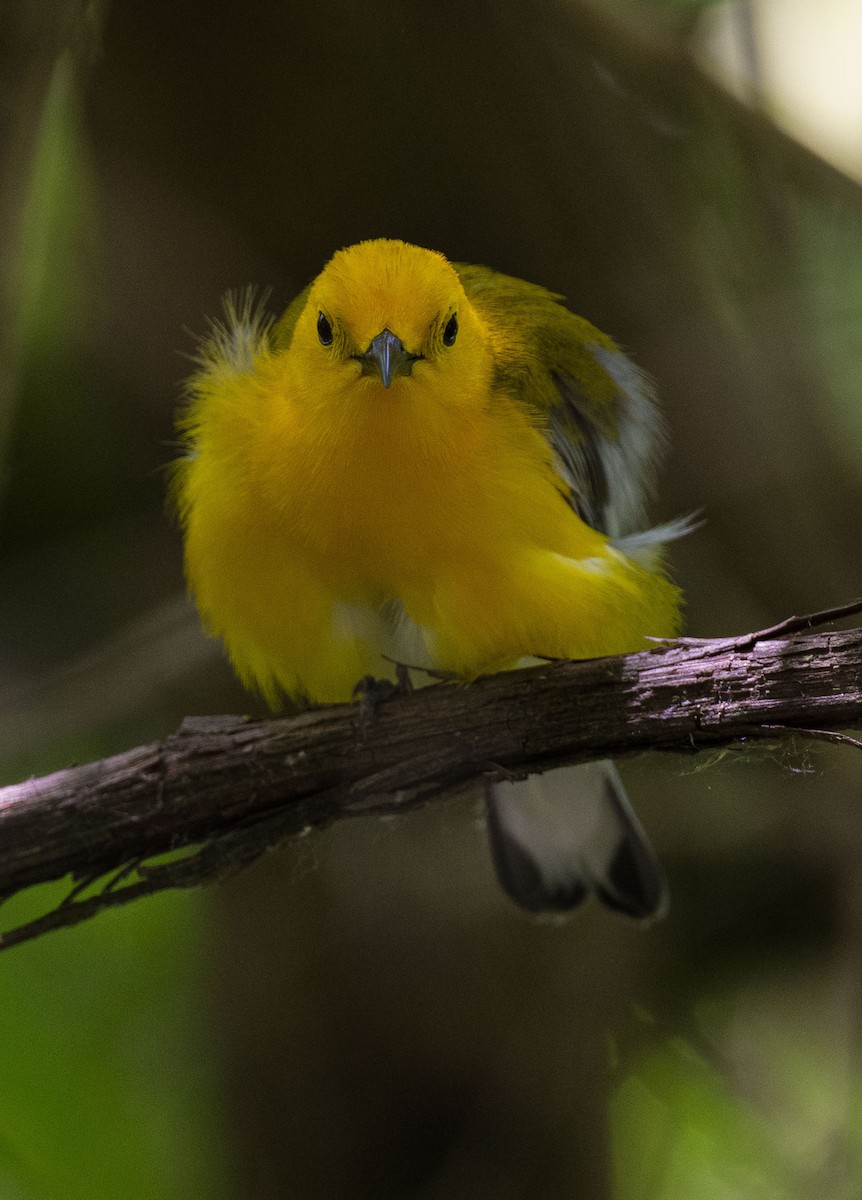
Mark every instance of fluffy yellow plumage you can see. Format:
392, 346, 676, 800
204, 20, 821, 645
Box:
175, 238, 681, 708
175, 238, 685, 917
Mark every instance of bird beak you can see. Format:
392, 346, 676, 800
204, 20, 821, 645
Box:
357, 329, 418, 388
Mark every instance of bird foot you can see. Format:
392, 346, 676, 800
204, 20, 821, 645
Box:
352, 664, 413, 719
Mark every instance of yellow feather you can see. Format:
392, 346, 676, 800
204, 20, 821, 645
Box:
174, 239, 681, 705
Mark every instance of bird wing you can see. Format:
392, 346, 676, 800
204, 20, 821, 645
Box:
456, 262, 664, 539
457, 264, 680, 918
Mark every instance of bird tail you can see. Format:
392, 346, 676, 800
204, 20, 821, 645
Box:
485, 761, 668, 919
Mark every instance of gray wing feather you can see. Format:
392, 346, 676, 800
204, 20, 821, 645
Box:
550, 345, 665, 539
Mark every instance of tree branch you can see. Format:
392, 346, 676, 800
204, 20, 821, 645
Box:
2, 601, 861, 950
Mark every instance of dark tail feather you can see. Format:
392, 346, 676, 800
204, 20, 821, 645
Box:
485, 761, 668, 919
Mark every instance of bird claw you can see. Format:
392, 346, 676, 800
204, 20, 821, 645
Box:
352, 666, 413, 720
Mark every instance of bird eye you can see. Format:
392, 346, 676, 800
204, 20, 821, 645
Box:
442, 313, 458, 346
317, 312, 334, 346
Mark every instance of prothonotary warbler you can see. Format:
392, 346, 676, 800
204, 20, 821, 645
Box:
174, 238, 689, 918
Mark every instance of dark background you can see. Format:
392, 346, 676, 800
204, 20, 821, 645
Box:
1, 1, 861, 1196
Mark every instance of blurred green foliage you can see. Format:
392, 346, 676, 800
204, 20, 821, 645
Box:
0, 885, 223, 1199
615, 1040, 784, 1199
5, 53, 102, 549
13, 53, 95, 390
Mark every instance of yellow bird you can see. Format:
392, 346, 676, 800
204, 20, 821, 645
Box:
175, 238, 686, 917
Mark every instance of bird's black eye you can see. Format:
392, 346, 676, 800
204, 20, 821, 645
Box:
317, 312, 333, 346
442, 313, 458, 346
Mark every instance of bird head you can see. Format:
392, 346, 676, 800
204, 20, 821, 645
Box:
289, 239, 489, 402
